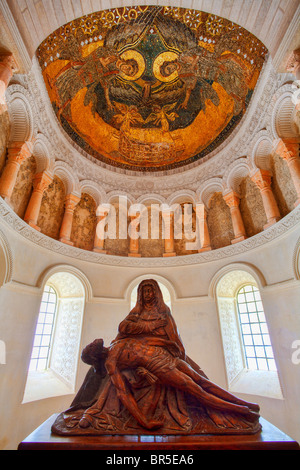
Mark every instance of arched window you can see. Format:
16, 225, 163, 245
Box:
23, 271, 86, 403
236, 285, 276, 371
29, 285, 57, 372
215, 268, 283, 399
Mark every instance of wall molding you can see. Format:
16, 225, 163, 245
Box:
0, 197, 299, 268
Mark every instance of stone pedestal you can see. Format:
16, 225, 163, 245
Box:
18, 414, 299, 450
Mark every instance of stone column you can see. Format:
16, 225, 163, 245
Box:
128, 214, 141, 257
223, 190, 247, 244
162, 210, 176, 257
59, 193, 80, 246
24, 171, 53, 231
251, 169, 281, 229
0, 141, 33, 201
93, 206, 110, 254
0, 53, 17, 112
276, 140, 300, 206
196, 203, 211, 252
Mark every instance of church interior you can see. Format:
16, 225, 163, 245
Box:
0, 0, 299, 450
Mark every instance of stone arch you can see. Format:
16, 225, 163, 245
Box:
0, 228, 13, 287
53, 161, 80, 196
224, 158, 252, 194
79, 180, 105, 208
136, 193, 166, 205
167, 190, 196, 206
197, 178, 226, 208
293, 236, 300, 280
272, 89, 299, 140
38, 264, 92, 302
209, 262, 266, 300
106, 190, 135, 206
32, 134, 55, 174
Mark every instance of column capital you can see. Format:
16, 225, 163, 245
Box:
223, 190, 241, 208
96, 203, 111, 218
251, 169, 272, 191
276, 140, 299, 162
7, 141, 33, 164
64, 193, 81, 211
32, 171, 53, 192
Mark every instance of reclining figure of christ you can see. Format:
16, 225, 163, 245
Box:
52, 280, 261, 435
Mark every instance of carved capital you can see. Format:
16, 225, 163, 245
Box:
96, 204, 111, 218
276, 140, 299, 162
223, 191, 241, 208
7, 141, 33, 165
64, 193, 81, 211
32, 172, 53, 192
251, 169, 272, 191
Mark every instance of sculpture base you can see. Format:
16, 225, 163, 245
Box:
18, 414, 299, 450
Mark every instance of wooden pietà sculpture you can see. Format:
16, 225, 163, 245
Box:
52, 279, 261, 435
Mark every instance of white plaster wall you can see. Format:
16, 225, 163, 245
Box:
0, 215, 299, 449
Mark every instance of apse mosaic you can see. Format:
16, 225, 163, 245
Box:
37, 6, 268, 171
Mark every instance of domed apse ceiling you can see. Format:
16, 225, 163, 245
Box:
37, 6, 268, 172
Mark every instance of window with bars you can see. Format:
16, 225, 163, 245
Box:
236, 285, 277, 371
29, 285, 57, 372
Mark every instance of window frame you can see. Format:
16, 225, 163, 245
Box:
236, 283, 277, 372
28, 284, 58, 372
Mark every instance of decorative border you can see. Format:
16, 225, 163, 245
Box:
0, 198, 299, 268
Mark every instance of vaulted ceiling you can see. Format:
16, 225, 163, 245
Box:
35, 5, 268, 171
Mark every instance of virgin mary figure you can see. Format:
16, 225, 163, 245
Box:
52, 280, 261, 435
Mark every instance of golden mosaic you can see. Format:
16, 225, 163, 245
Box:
37, 6, 268, 171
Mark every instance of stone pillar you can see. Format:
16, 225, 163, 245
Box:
128, 214, 141, 257
251, 169, 281, 229
93, 206, 110, 254
196, 203, 211, 252
162, 210, 176, 257
223, 190, 247, 244
24, 171, 53, 231
0, 141, 33, 201
276, 140, 300, 206
59, 193, 80, 246
0, 53, 17, 112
